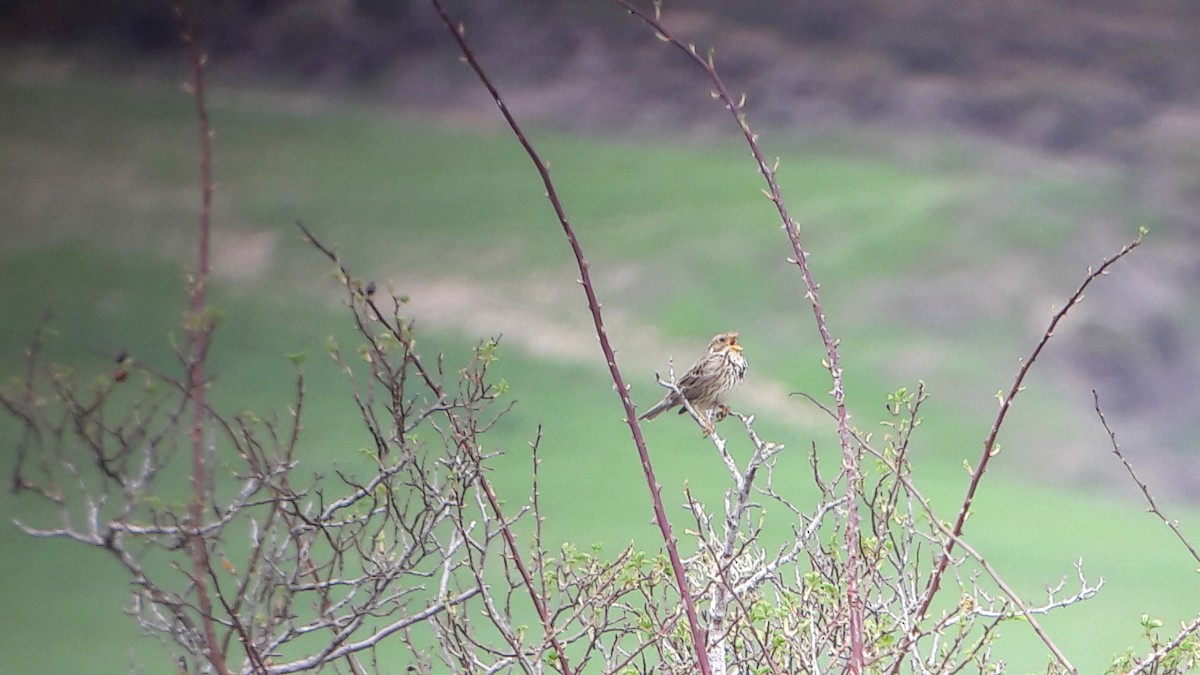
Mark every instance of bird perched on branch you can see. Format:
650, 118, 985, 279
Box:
640, 332, 747, 435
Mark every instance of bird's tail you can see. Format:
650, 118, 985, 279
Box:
638, 397, 676, 421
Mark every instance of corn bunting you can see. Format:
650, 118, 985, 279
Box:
640, 332, 747, 435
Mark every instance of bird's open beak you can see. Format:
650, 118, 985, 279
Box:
730, 342, 743, 353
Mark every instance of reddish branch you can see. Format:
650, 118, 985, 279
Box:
1094, 389, 1200, 568
889, 234, 1144, 671
426, 1, 713, 672
173, 3, 228, 673
614, 1, 865, 670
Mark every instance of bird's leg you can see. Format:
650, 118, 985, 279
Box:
713, 404, 731, 422
700, 411, 716, 437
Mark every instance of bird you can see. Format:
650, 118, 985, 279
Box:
639, 332, 747, 435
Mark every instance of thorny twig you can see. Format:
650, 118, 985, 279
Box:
174, 2, 229, 672
613, 2, 865, 669
427, 1, 711, 671
1094, 389, 1200, 674
1093, 389, 1200, 567
893, 232, 1143, 672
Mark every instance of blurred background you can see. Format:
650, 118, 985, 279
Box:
2, 0, 1200, 671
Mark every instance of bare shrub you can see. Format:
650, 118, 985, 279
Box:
6, 2, 1200, 674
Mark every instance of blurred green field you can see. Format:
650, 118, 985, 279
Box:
1, 65, 1197, 673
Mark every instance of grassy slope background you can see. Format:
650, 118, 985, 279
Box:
1, 64, 1197, 672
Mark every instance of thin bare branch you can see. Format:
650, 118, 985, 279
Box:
613, 3, 865, 669
173, 2, 228, 672
1128, 615, 1200, 675
1094, 389, 1200, 567
425, 1, 710, 672
896, 232, 1143, 670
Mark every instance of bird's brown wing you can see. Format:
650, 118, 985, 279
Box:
676, 352, 722, 400
639, 352, 712, 420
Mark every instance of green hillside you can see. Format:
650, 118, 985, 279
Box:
0, 66, 1195, 673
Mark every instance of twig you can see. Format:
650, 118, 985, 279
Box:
937, 531, 1078, 670
801, 385, 1093, 670
907, 234, 1143, 652
889, 233, 1142, 671
1128, 615, 1200, 675
173, 2, 228, 673
1094, 389, 1200, 566
426, 2, 712, 672
265, 588, 481, 674
299, 223, 574, 673
705, 413, 786, 675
